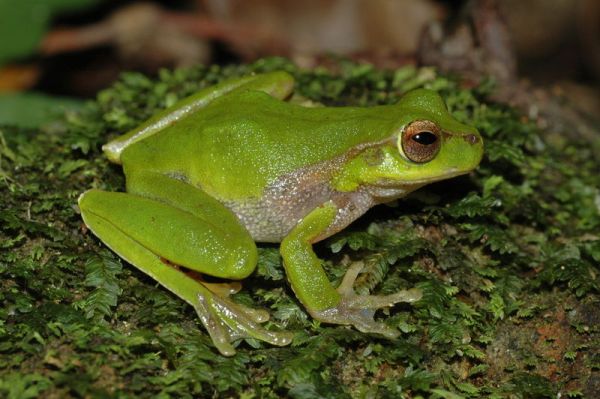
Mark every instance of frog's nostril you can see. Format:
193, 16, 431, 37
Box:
465, 134, 479, 145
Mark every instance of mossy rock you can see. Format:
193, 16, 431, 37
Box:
1, 57, 598, 398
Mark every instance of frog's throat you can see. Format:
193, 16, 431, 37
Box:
221, 141, 410, 244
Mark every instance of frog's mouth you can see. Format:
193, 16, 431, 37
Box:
372, 168, 471, 188
366, 168, 472, 201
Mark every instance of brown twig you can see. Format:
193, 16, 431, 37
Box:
40, 2, 289, 61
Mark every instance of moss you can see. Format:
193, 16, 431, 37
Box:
1, 57, 599, 398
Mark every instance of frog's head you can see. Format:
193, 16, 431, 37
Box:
334, 89, 483, 198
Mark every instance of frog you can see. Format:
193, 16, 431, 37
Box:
78, 71, 483, 356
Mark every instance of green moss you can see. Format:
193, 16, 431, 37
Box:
1, 57, 598, 398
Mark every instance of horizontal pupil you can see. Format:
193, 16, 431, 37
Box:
412, 132, 437, 145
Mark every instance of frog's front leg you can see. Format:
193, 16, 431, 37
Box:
280, 202, 422, 337
78, 173, 292, 356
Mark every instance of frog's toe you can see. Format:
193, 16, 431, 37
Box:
195, 291, 293, 356
310, 262, 422, 338
234, 303, 270, 323
202, 280, 243, 296
201, 280, 270, 323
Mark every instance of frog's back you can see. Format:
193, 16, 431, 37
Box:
121, 90, 397, 201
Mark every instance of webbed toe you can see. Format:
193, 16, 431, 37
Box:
309, 262, 422, 338
195, 291, 293, 356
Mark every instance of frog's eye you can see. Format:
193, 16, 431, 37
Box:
400, 120, 441, 163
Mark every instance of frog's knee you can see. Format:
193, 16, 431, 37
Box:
227, 243, 258, 279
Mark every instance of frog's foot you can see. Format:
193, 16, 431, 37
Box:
194, 289, 293, 356
309, 262, 422, 338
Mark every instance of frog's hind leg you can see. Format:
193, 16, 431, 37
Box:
78, 173, 293, 355
103, 71, 295, 163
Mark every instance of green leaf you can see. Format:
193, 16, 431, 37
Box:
455, 381, 480, 395
57, 159, 88, 178
0, 372, 51, 399
397, 366, 435, 391
0, 93, 81, 128
430, 388, 466, 399
461, 223, 519, 254
444, 192, 501, 218
488, 292, 505, 320
73, 252, 123, 319
0, 0, 100, 65
256, 247, 284, 280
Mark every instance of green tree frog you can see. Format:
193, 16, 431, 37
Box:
79, 71, 483, 355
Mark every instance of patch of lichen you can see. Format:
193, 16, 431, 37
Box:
1, 57, 598, 398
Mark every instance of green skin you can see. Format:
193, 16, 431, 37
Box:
79, 71, 483, 356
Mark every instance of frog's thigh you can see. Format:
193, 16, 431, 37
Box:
78, 200, 216, 308
79, 183, 257, 280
